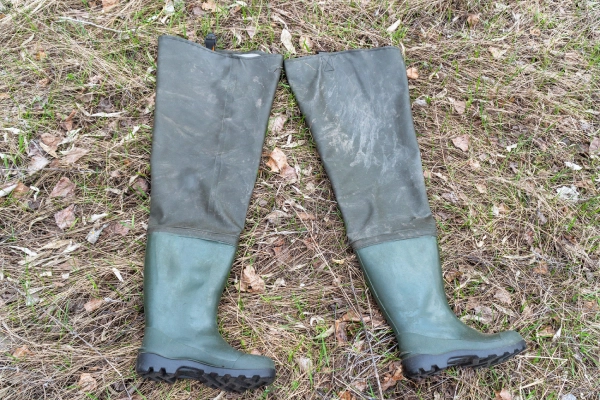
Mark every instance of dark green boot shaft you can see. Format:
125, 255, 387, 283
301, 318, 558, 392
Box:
284, 48, 525, 378
137, 36, 282, 393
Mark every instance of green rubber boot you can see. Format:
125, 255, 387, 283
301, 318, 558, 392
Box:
284, 48, 526, 378
136, 36, 282, 392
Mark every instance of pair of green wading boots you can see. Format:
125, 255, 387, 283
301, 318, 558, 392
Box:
135, 35, 526, 393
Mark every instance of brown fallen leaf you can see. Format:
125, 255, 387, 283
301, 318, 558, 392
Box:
389, 361, 404, 381
102, 0, 119, 11
270, 114, 288, 134
297, 212, 315, 221
107, 222, 130, 236
12, 182, 29, 198
50, 177, 76, 198
281, 29, 296, 54
299, 35, 313, 52
451, 135, 470, 152
240, 265, 265, 293
489, 46, 507, 59
201, 0, 217, 12
453, 99, 466, 115
537, 325, 556, 338
495, 388, 512, 400
406, 67, 419, 80
60, 110, 76, 131
61, 147, 89, 164
266, 210, 291, 225
40, 133, 62, 157
84, 298, 104, 313
494, 288, 512, 304
12, 345, 33, 358
338, 390, 356, 400
78, 373, 98, 392
132, 177, 149, 193
36, 49, 47, 61
55, 204, 76, 230
467, 13, 480, 27
475, 182, 487, 193
469, 159, 481, 170
590, 137, 600, 156
28, 155, 50, 175
265, 147, 297, 181
530, 28, 541, 36
335, 320, 348, 343
341, 310, 361, 322
533, 261, 549, 275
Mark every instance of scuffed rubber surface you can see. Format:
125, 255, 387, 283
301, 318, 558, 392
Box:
136, 353, 275, 393
402, 340, 527, 379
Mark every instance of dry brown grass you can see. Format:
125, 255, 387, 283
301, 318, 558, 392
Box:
1, 0, 599, 399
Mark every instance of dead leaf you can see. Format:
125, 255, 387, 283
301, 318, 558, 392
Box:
453, 99, 466, 115
12, 346, 33, 358
265, 210, 290, 225
467, 13, 480, 27
86, 224, 108, 244
281, 29, 296, 54
492, 203, 508, 216
380, 375, 397, 391
36, 49, 47, 61
107, 222, 130, 236
240, 265, 265, 293
533, 262, 548, 275
589, 137, 600, 157
530, 28, 541, 36
12, 182, 29, 198
339, 391, 356, 400
475, 183, 487, 193
201, 0, 217, 12
469, 159, 481, 170
296, 356, 313, 373
583, 301, 598, 312
495, 388, 513, 400
537, 325, 556, 338
335, 320, 348, 343
40, 133, 62, 157
50, 177, 76, 198
389, 362, 404, 381
488, 47, 507, 59
60, 110, 76, 131
102, 0, 118, 11
452, 135, 469, 152
265, 147, 297, 181
386, 19, 401, 33
299, 35, 313, 52
84, 298, 104, 313
37, 77, 50, 87
28, 155, 50, 175
297, 212, 315, 221
406, 67, 419, 80
270, 114, 288, 134
494, 288, 512, 304
131, 177, 149, 193
78, 373, 98, 392
61, 147, 89, 164
55, 204, 76, 230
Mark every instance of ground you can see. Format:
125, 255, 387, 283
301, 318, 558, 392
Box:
1, 0, 599, 399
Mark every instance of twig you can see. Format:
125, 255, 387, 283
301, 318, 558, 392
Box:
56, 17, 134, 34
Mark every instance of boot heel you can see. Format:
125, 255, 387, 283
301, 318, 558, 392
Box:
136, 352, 275, 393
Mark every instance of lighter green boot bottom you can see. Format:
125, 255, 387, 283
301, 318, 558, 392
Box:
136, 232, 275, 393
356, 236, 526, 378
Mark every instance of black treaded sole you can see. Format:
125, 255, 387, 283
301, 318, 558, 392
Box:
402, 340, 527, 379
136, 352, 275, 393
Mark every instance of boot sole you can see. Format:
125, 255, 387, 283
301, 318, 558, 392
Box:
402, 340, 526, 379
136, 352, 275, 393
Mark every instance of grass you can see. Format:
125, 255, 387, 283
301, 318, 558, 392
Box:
1, 0, 599, 399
